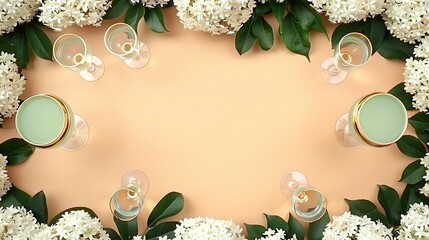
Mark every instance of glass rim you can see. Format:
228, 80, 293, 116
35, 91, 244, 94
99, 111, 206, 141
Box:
338, 32, 373, 68
53, 33, 89, 68
104, 23, 139, 57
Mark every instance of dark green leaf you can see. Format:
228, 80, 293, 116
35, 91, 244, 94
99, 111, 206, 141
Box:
309, 211, 330, 240
378, 32, 415, 61
11, 27, 30, 69
363, 16, 386, 53
105, 228, 122, 240
269, 0, 288, 33
396, 135, 427, 158
0, 138, 35, 166
0, 185, 31, 208
125, 4, 146, 32
146, 221, 179, 240
144, 6, 168, 33
280, 13, 311, 61
388, 82, 414, 110
345, 199, 389, 226
49, 207, 98, 225
410, 112, 429, 131
24, 23, 53, 61
254, 2, 271, 16
114, 216, 138, 240
401, 180, 429, 211
331, 21, 365, 49
235, 19, 256, 55
29, 191, 48, 224
286, 213, 305, 240
290, 0, 328, 37
147, 192, 184, 228
251, 16, 274, 51
244, 223, 266, 240
0, 36, 14, 53
400, 160, 426, 184
377, 185, 401, 226
264, 214, 289, 232
104, 0, 131, 19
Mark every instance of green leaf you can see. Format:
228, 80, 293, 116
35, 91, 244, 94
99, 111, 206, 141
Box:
377, 185, 401, 226
147, 192, 184, 228
144, 6, 168, 33
105, 228, 122, 240
345, 199, 389, 226
264, 214, 289, 232
331, 21, 365, 49
401, 180, 429, 211
104, 0, 131, 19
388, 82, 414, 110
280, 13, 311, 61
146, 221, 179, 240
0, 36, 14, 53
410, 112, 429, 131
114, 216, 138, 240
363, 16, 386, 53
125, 4, 146, 32
309, 211, 330, 240
251, 16, 274, 51
400, 160, 426, 184
254, 2, 271, 16
235, 19, 256, 55
24, 23, 53, 61
0, 185, 31, 208
29, 191, 48, 224
49, 207, 98, 225
378, 32, 415, 61
11, 27, 30, 69
244, 223, 266, 240
290, 0, 328, 37
0, 138, 35, 166
286, 213, 305, 240
269, 0, 288, 33
396, 135, 427, 158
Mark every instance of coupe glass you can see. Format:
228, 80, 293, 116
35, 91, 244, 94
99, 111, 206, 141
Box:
15, 94, 90, 151
335, 92, 408, 148
104, 23, 150, 69
321, 32, 372, 84
110, 169, 150, 221
281, 171, 327, 222
53, 34, 104, 81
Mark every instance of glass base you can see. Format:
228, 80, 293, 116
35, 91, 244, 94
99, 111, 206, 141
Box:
320, 57, 348, 85
334, 113, 362, 148
79, 56, 104, 81
124, 42, 150, 69
62, 114, 90, 151
281, 171, 309, 199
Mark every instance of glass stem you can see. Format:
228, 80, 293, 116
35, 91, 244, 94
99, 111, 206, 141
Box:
328, 64, 341, 76
87, 63, 96, 73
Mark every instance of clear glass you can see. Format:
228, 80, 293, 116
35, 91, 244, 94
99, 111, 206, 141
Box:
281, 171, 327, 222
110, 169, 150, 221
53, 34, 104, 81
104, 23, 150, 69
321, 32, 372, 84
334, 113, 363, 148
61, 114, 90, 151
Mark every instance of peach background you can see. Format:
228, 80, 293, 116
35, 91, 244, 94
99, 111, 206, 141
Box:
1, 8, 413, 234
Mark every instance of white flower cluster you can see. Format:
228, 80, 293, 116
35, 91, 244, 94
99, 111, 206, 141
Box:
397, 203, 429, 239
383, 0, 429, 44
0, 206, 42, 239
0, 154, 11, 201
322, 212, 393, 240
174, 0, 255, 35
0, 0, 39, 35
308, 0, 385, 24
170, 217, 246, 239
38, 0, 112, 31
403, 37, 429, 113
130, 0, 170, 8
256, 228, 297, 240
0, 52, 26, 124
420, 153, 429, 197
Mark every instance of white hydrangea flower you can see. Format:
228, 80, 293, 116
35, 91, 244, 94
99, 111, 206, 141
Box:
130, 0, 170, 8
397, 203, 429, 239
308, 0, 385, 24
383, 0, 429, 44
170, 217, 246, 239
51, 210, 111, 239
32, 224, 56, 240
256, 228, 297, 240
0, 52, 26, 124
38, 0, 112, 31
0, 206, 42, 239
0, 0, 40, 35
174, 0, 255, 35
420, 153, 429, 197
0, 154, 11, 201
322, 212, 393, 240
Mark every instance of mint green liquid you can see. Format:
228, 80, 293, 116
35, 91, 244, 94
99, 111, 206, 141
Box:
16, 95, 67, 146
358, 94, 407, 144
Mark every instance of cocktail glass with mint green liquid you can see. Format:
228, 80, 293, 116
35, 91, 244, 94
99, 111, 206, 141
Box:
335, 92, 408, 148
15, 94, 89, 151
